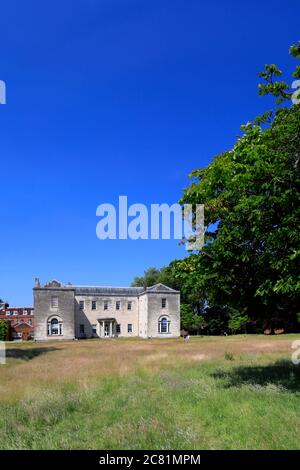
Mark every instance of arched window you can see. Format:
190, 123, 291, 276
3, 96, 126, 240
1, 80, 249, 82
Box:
47, 317, 63, 336
158, 316, 170, 334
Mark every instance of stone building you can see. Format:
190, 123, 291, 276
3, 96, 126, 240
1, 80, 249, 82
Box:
33, 279, 180, 340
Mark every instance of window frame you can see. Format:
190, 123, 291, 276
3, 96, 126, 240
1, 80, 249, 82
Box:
51, 296, 59, 309
158, 317, 170, 334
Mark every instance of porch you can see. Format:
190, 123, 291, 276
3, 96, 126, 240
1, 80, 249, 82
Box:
97, 318, 117, 338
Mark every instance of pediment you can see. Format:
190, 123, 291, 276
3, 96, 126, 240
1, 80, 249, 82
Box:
146, 283, 178, 293
45, 279, 63, 288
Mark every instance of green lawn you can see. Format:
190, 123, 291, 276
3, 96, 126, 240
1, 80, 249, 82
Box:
1, 335, 300, 449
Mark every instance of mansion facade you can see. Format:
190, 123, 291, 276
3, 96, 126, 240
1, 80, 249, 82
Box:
33, 279, 180, 340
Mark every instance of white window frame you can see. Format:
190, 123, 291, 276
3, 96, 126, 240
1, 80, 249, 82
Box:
47, 317, 63, 336
158, 317, 170, 334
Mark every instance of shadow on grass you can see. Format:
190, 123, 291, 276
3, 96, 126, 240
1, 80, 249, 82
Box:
6, 347, 61, 361
212, 360, 300, 392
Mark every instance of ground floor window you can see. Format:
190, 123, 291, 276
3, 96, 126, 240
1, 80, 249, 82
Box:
158, 317, 170, 334
116, 324, 121, 334
127, 323, 132, 333
92, 324, 97, 334
47, 317, 63, 336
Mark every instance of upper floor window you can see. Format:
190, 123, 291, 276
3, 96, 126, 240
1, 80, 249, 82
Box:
23, 309, 28, 315
5, 310, 10, 316
13, 310, 18, 316
92, 301, 97, 310
162, 298, 167, 308
51, 296, 58, 309
104, 301, 108, 310
79, 300, 84, 310
127, 301, 132, 310
116, 301, 120, 310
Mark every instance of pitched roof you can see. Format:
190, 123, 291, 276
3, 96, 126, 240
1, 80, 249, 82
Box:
73, 286, 145, 296
145, 283, 179, 293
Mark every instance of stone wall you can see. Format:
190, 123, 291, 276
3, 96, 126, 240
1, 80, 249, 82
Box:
147, 290, 180, 338
33, 287, 75, 340
74, 294, 139, 338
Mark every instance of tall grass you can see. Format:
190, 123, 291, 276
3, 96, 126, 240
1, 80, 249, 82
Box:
1, 335, 300, 449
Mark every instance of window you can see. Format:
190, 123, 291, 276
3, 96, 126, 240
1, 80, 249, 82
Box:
92, 301, 97, 310
116, 301, 120, 310
92, 324, 97, 334
47, 318, 63, 336
80, 324, 85, 334
28, 319, 32, 325
116, 324, 121, 334
13, 310, 18, 316
51, 296, 58, 309
127, 324, 132, 333
79, 300, 84, 310
104, 301, 108, 310
127, 301, 132, 310
162, 298, 167, 308
5, 310, 10, 316
23, 309, 28, 315
158, 317, 170, 334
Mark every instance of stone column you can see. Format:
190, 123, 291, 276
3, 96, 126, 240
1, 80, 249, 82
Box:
109, 321, 113, 337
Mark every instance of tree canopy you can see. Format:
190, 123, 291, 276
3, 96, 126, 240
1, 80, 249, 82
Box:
133, 41, 300, 334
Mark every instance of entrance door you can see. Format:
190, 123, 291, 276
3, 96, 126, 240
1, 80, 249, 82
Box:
104, 323, 110, 337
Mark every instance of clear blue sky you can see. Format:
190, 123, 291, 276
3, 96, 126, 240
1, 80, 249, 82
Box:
0, 0, 299, 305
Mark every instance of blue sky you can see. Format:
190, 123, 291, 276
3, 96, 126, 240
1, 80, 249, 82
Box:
0, 0, 299, 305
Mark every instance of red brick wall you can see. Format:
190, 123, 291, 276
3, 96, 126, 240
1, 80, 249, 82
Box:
0, 307, 34, 340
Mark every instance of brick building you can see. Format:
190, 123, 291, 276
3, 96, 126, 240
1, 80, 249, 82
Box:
0, 307, 34, 340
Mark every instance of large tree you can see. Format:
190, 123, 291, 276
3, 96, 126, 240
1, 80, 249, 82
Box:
132, 41, 300, 334
179, 41, 300, 331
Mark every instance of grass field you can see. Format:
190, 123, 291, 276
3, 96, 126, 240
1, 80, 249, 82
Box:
1, 335, 300, 450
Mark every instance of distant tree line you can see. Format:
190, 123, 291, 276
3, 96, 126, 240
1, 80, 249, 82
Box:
132, 41, 300, 335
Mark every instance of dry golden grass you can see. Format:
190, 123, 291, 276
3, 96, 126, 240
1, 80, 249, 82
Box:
1, 335, 297, 402
1, 335, 300, 450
